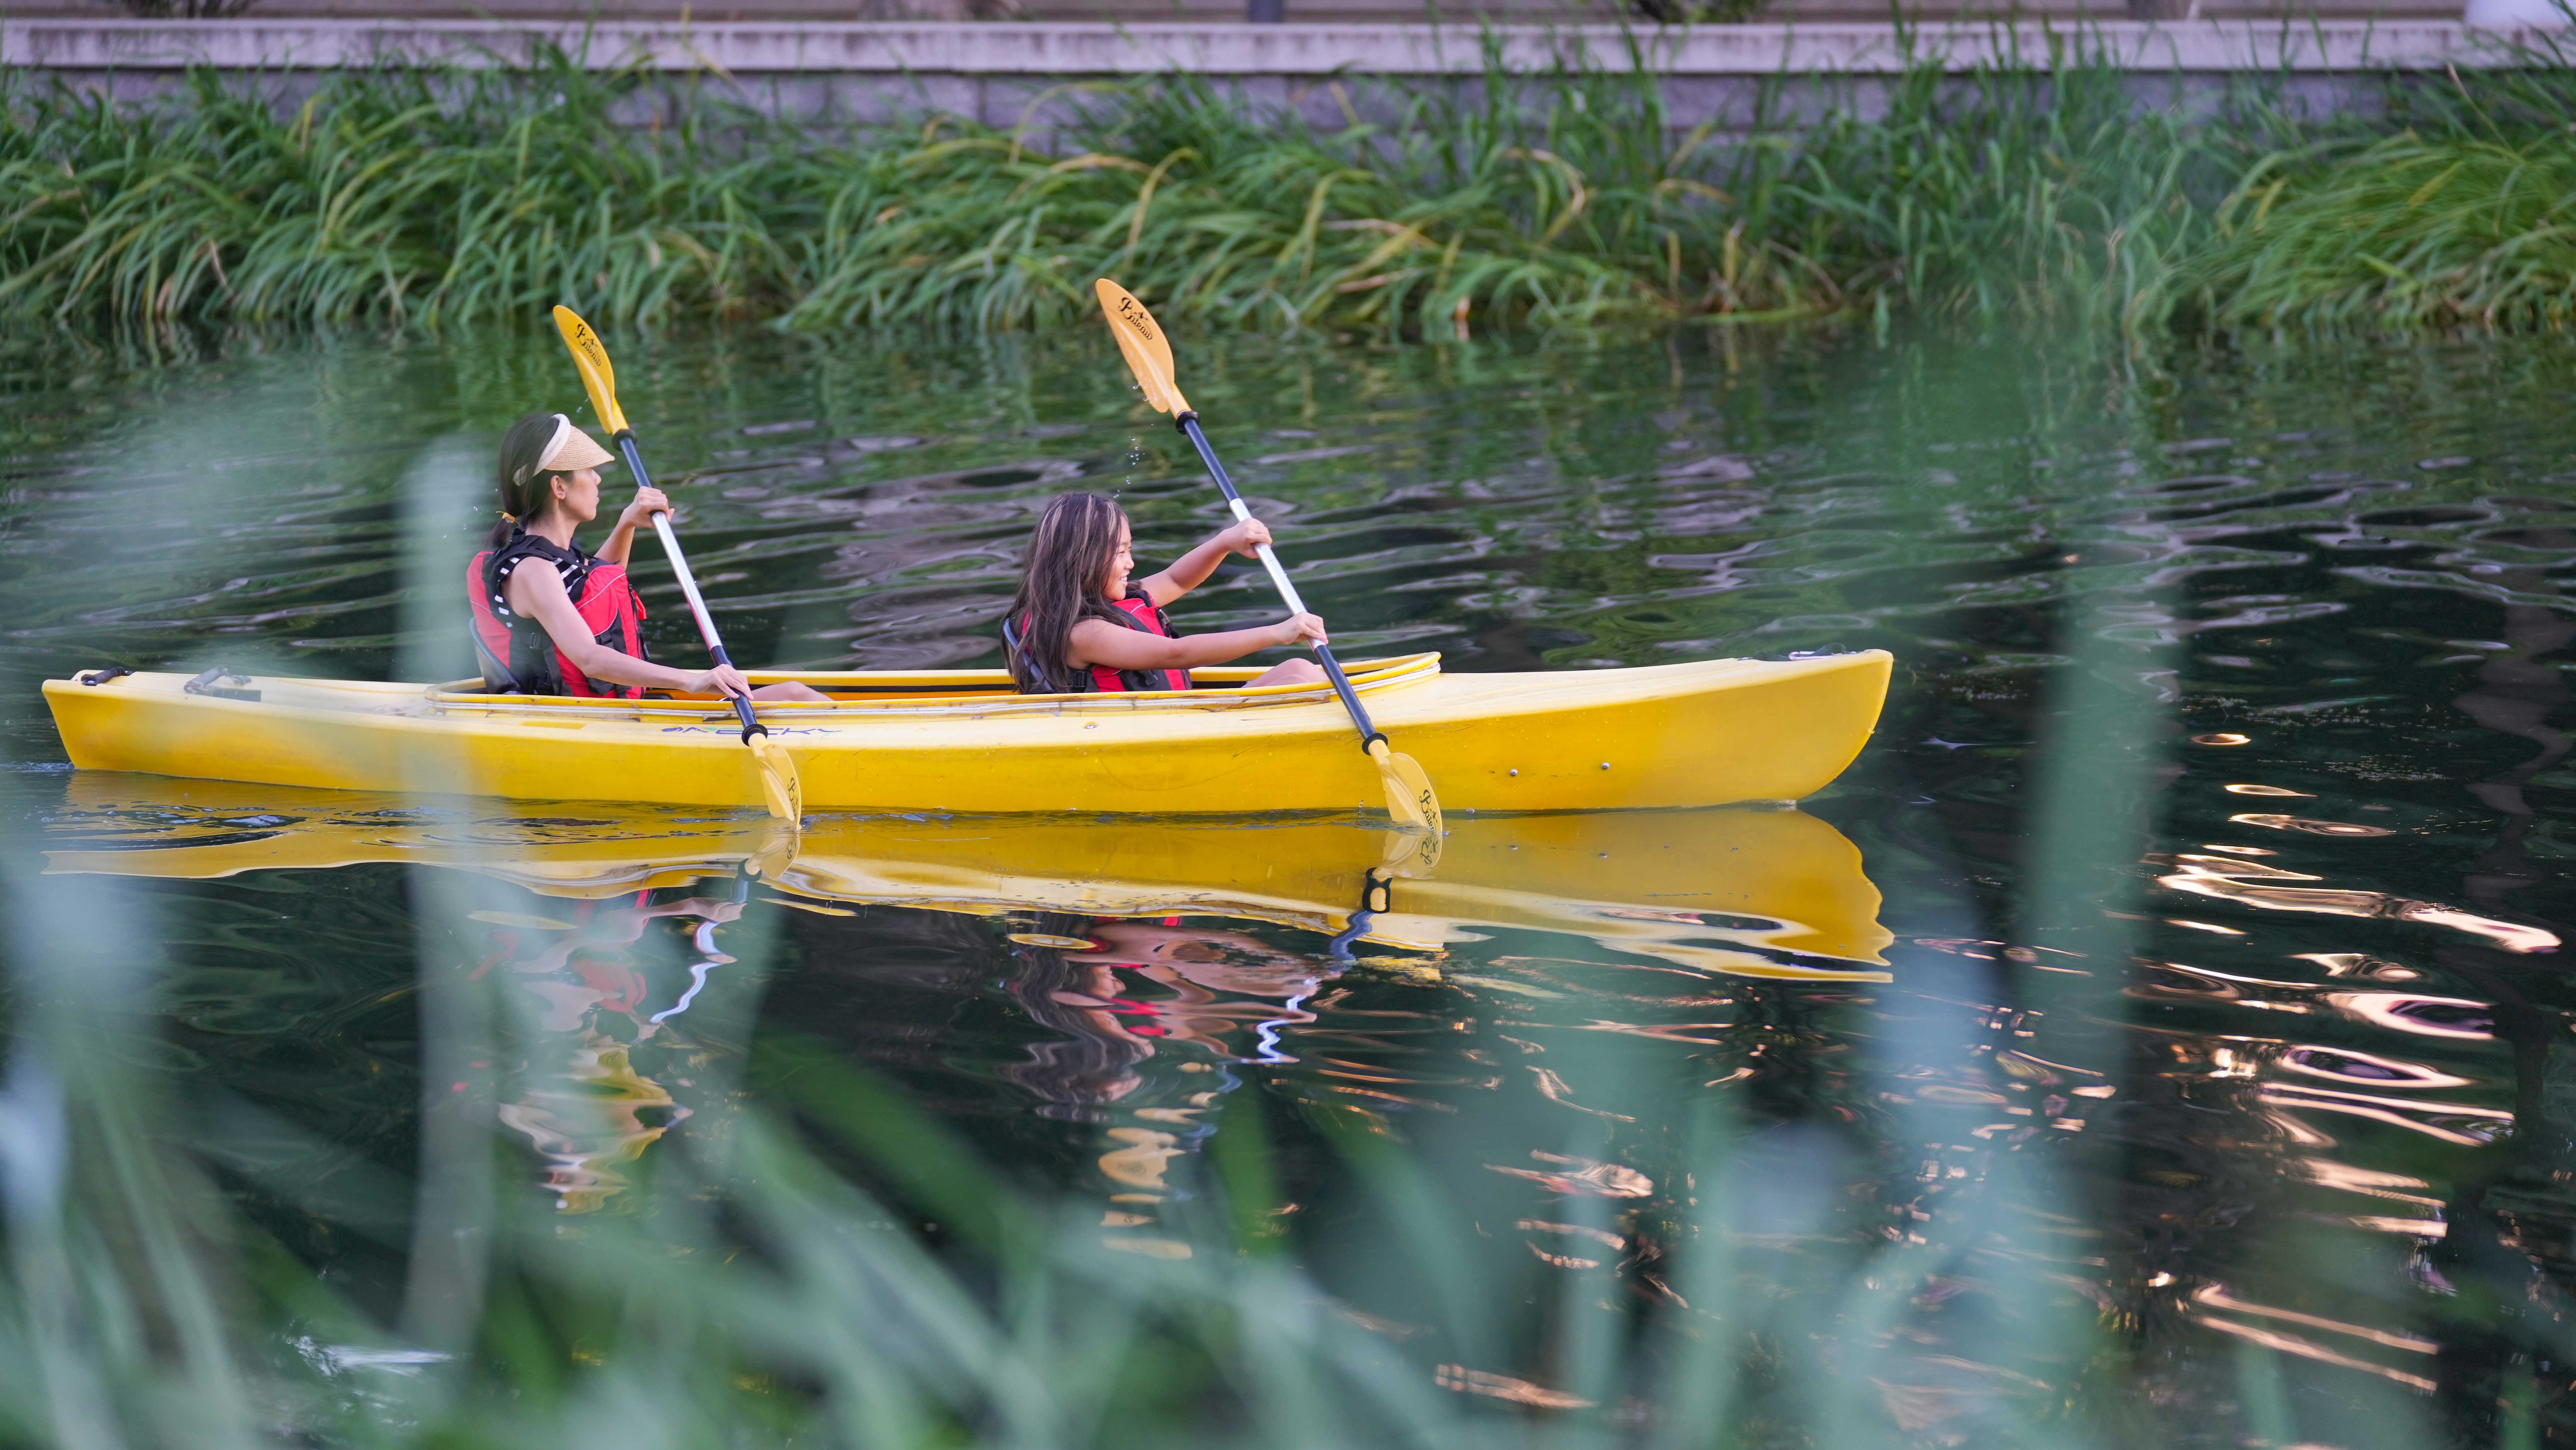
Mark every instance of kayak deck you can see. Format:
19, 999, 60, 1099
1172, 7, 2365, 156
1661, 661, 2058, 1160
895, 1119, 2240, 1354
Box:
420, 651, 1443, 719
43, 650, 1892, 816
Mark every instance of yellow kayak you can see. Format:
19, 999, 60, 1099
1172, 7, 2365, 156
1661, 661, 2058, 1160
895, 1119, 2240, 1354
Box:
45, 776, 1891, 979
41, 650, 1890, 815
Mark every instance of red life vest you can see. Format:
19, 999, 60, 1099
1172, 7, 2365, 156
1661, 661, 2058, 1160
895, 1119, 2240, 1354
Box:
1004, 587, 1190, 695
467, 532, 648, 699
1086, 593, 1191, 694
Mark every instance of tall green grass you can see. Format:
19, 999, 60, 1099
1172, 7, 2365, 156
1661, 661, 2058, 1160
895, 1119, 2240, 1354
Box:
2173, 46, 2576, 331
3, 39, 2573, 336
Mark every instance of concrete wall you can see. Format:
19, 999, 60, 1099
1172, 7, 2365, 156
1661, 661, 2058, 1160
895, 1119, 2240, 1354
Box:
0, 19, 2549, 133
0, 0, 2476, 22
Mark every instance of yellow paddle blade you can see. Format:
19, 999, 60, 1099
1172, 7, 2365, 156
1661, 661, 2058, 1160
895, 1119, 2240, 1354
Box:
1379, 813, 1443, 878
551, 305, 628, 436
746, 732, 803, 823
743, 819, 798, 880
1094, 278, 1190, 415
1368, 736, 1442, 842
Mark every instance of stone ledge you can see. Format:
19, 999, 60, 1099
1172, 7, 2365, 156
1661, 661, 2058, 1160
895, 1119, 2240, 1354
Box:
0, 17, 2550, 73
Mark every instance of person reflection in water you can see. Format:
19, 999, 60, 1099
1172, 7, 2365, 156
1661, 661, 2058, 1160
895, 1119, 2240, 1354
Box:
1005, 914, 1331, 1109
477, 886, 745, 1213
1003, 913, 1333, 1241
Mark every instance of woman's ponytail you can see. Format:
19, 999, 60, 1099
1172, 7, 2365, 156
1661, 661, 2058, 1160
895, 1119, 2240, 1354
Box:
490, 412, 567, 548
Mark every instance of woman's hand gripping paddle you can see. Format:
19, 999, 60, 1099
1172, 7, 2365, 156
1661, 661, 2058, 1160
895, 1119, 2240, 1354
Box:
1093, 279, 1443, 867
552, 306, 803, 826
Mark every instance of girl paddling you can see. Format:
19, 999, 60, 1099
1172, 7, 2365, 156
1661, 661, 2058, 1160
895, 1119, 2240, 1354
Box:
1005, 492, 1327, 695
469, 412, 823, 702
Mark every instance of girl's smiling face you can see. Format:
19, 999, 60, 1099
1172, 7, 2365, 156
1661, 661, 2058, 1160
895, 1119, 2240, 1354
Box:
1101, 521, 1135, 598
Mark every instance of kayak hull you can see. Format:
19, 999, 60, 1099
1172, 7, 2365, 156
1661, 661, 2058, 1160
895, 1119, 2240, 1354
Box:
41, 651, 1890, 815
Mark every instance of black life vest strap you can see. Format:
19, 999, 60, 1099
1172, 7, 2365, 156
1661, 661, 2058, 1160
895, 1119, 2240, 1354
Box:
1001, 610, 1029, 672
486, 530, 594, 613
484, 530, 597, 696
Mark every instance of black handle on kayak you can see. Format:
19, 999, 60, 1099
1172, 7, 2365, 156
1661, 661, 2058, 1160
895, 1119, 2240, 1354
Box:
1174, 410, 1386, 755
611, 431, 765, 745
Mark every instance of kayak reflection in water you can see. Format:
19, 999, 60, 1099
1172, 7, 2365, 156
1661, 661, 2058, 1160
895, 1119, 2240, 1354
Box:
1004, 913, 1334, 1242
467, 411, 827, 703
1002, 491, 1328, 695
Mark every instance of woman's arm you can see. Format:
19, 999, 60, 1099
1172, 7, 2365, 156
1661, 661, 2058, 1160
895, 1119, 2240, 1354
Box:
1069, 611, 1326, 673
595, 486, 670, 566
1138, 519, 1273, 607
505, 564, 751, 697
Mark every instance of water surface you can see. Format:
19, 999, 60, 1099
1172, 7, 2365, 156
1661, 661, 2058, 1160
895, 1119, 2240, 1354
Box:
6, 321, 2576, 1445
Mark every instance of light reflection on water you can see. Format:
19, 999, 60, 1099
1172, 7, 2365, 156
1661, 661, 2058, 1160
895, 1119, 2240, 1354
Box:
8, 322, 2576, 1439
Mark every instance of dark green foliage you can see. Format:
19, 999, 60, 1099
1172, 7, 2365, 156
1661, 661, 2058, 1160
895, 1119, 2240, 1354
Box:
0, 57, 808, 329
6, 38, 2576, 336
2173, 52, 2576, 331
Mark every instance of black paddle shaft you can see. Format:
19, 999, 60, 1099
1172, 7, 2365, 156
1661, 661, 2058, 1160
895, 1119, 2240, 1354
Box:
1174, 411, 1385, 753
613, 432, 765, 743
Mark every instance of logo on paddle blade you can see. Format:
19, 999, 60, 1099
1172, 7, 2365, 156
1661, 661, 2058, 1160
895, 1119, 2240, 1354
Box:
1111, 293, 1158, 345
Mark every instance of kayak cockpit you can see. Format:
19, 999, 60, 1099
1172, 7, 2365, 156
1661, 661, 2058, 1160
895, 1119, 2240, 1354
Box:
420, 651, 1442, 719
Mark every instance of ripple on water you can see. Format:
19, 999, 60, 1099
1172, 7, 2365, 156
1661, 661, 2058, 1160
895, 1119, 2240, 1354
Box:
9, 325, 2576, 1435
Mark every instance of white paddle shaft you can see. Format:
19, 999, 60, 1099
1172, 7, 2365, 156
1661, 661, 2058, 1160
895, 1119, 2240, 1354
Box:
1225, 496, 1309, 615
649, 511, 727, 656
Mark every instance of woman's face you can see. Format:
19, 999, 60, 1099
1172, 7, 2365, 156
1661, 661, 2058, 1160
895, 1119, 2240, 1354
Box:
549, 466, 602, 525
1101, 522, 1135, 598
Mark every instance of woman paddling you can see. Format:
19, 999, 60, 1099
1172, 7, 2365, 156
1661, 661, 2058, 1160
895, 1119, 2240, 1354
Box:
1003, 491, 1328, 695
468, 412, 823, 702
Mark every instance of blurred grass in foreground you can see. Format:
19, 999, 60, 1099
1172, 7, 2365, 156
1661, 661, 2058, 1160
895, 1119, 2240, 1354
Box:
0, 851, 2132, 1450
6, 34, 2575, 337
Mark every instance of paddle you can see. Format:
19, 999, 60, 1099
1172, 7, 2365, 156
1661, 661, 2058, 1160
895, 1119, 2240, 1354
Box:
550, 305, 803, 825
1092, 278, 1443, 847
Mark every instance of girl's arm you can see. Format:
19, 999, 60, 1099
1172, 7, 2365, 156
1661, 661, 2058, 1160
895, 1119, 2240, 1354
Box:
595, 487, 670, 566
505, 564, 752, 697
1138, 518, 1274, 607
1069, 611, 1327, 674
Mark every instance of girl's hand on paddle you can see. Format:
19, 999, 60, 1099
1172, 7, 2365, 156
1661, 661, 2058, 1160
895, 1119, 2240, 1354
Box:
689, 664, 754, 700
1220, 518, 1273, 558
617, 487, 672, 532
1271, 612, 1328, 649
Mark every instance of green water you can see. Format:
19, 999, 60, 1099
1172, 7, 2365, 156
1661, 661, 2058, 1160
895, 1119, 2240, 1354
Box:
5, 321, 2576, 1446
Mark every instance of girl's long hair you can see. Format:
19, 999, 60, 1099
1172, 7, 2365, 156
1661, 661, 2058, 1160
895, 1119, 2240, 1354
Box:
1006, 492, 1129, 692
490, 412, 571, 548
1000, 911, 1147, 1116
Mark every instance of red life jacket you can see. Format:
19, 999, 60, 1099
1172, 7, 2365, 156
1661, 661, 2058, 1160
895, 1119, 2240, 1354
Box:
1004, 587, 1190, 695
467, 532, 648, 699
